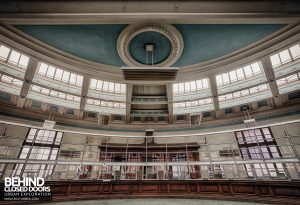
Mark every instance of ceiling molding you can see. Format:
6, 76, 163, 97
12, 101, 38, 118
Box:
0, 1, 300, 24
0, 23, 299, 82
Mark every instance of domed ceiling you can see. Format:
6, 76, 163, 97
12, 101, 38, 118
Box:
14, 24, 285, 67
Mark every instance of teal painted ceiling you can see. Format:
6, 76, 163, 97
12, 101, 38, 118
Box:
14, 24, 285, 67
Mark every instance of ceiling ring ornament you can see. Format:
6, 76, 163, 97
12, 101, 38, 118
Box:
117, 23, 184, 67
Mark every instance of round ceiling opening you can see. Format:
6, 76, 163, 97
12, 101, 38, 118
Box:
129, 31, 171, 65
117, 23, 184, 67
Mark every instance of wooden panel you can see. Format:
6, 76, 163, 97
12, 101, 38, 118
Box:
69, 185, 80, 194
200, 184, 219, 193
273, 187, 300, 197
51, 185, 68, 195
132, 185, 139, 192
103, 184, 111, 193
259, 186, 270, 195
160, 184, 168, 192
170, 184, 188, 192
37, 180, 300, 204
189, 184, 197, 193
233, 185, 255, 194
142, 184, 159, 192
82, 185, 100, 192
222, 185, 231, 194
112, 184, 130, 193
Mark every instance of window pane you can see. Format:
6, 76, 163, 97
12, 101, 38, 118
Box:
279, 50, 291, 63
8, 50, 20, 65
96, 80, 103, 90
18, 55, 29, 68
251, 62, 261, 74
32, 85, 41, 92
1, 75, 12, 83
202, 78, 209, 88
270, 54, 281, 67
184, 82, 191, 92
120, 84, 126, 93
38, 63, 48, 75
233, 91, 241, 98
41, 88, 50, 95
196, 80, 202, 89
102, 81, 109, 91
249, 86, 258, 94
243, 65, 253, 77
229, 71, 237, 82
236, 68, 245, 80
50, 90, 58, 97
0, 45, 10, 60
115, 83, 121, 93
62, 71, 70, 82
190, 81, 196, 91
54, 68, 63, 80
69, 73, 77, 85
286, 74, 298, 82
216, 75, 223, 85
90, 79, 97, 89
173, 83, 179, 93
46, 66, 55, 78
178, 83, 184, 92
290, 44, 300, 59
108, 82, 115, 92
76, 75, 83, 87
222, 73, 230, 84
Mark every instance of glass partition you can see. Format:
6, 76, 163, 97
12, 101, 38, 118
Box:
0, 120, 299, 181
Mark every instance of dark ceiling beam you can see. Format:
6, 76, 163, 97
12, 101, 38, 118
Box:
125, 84, 133, 124
208, 75, 219, 111
79, 76, 91, 119
19, 57, 38, 97
166, 83, 173, 124
260, 56, 283, 107
0, 1, 299, 24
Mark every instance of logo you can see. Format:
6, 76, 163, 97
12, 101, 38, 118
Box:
1, 177, 52, 201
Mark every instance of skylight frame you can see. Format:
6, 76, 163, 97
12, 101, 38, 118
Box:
216, 61, 262, 86
89, 78, 126, 94
173, 97, 213, 108
270, 43, 300, 68
86, 98, 126, 108
31, 85, 81, 103
173, 78, 210, 94
0, 43, 30, 70
37, 62, 83, 87
0, 73, 23, 87
218, 84, 269, 102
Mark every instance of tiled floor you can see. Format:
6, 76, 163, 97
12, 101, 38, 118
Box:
45, 198, 270, 205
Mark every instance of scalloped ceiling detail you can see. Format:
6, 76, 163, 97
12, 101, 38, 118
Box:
14, 24, 285, 67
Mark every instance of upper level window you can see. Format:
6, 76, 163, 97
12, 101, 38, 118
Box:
89, 78, 126, 94
37, 62, 83, 87
31, 85, 81, 102
173, 78, 209, 94
173, 97, 213, 108
276, 72, 300, 86
218, 84, 268, 102
0, 73, 23, 87
216, 61, 262, 86
270, 44, 300, 68
0, 44, 29, 69
86, 98, 126, 108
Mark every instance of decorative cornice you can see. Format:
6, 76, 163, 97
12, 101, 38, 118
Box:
0, 23, 299, 82
117, 23, 184, 67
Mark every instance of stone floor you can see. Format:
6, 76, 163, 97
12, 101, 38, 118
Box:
45, 198, 270, 205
